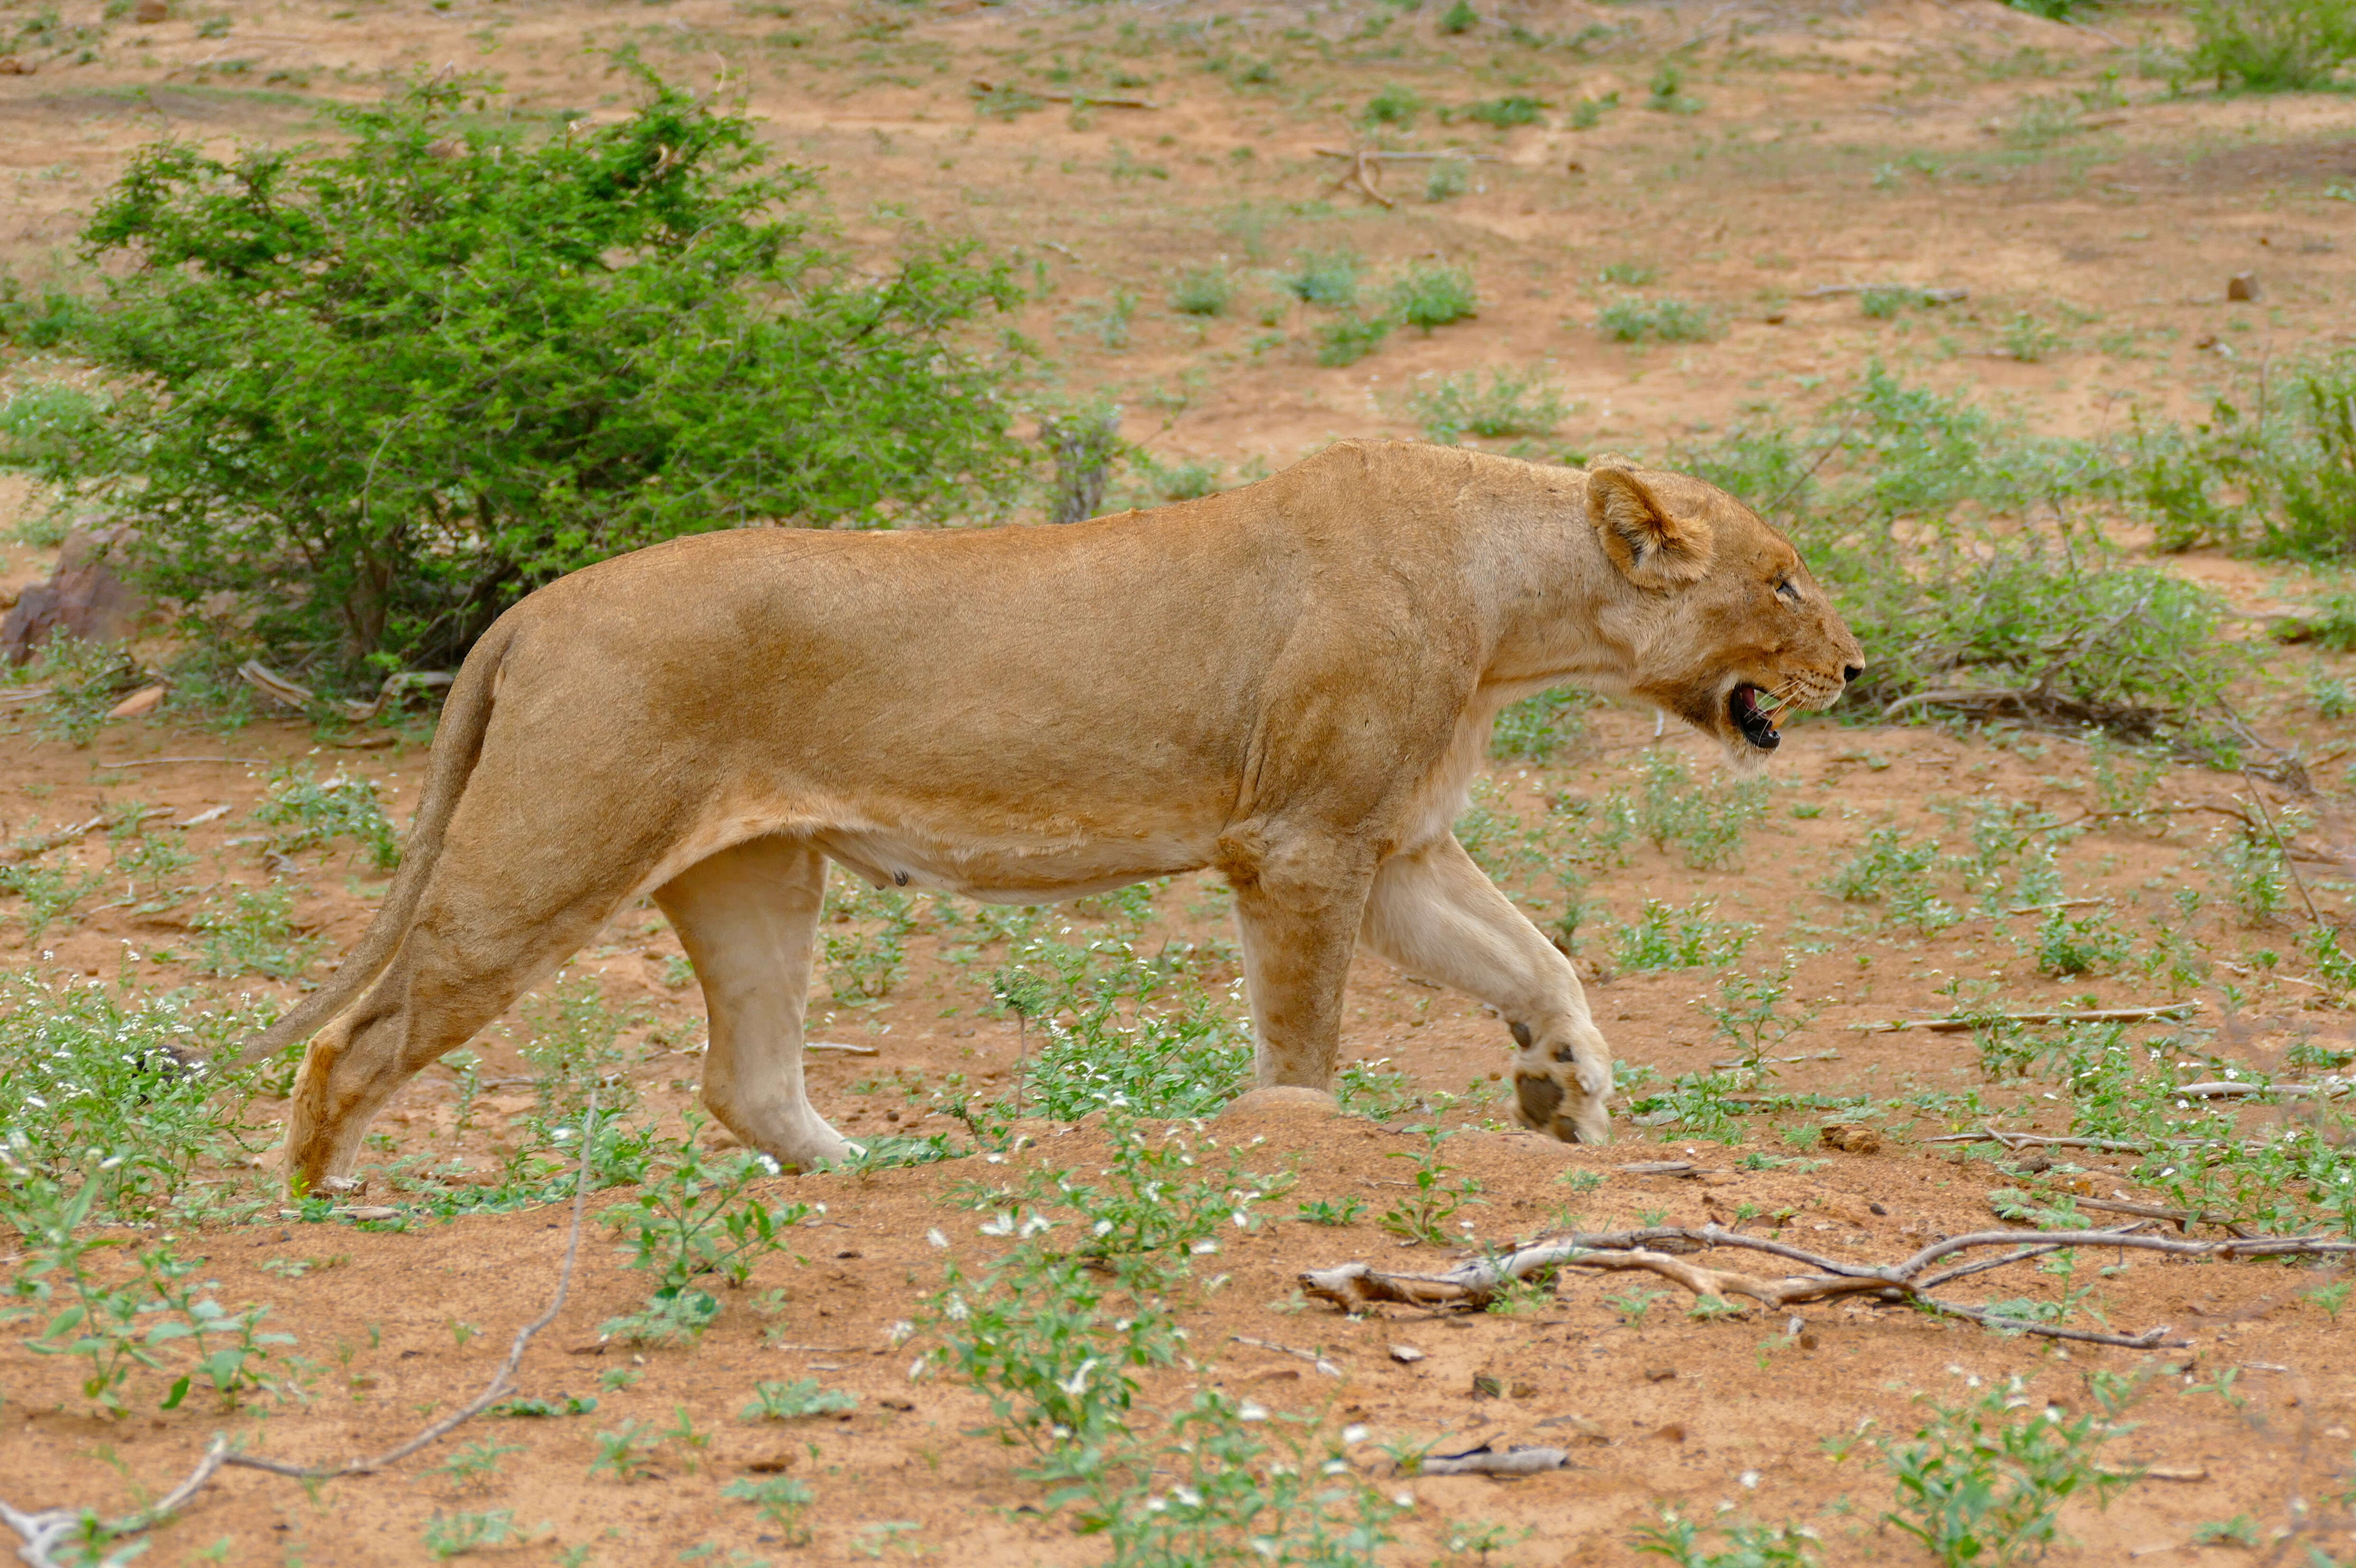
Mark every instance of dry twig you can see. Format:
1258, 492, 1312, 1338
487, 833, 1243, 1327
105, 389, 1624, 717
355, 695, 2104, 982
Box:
0, 1102, 596, 1566
1855, 1003, 2199, 1033
1298, 1224, 2356, 1350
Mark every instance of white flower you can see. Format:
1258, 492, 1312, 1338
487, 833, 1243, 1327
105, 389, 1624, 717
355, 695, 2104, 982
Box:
1238, 1402, 1268, 1422
926, 1228, 948, 1249
1020, 1212, 1055, 1238
889, 1319, 917, 1344
1342, 1424, 1369, 1445
979, 1211, 1016, 1237
1057, 1359, 1098, 1398
1191, 1239, 1221, 1256
1739, 1470, 1760, 1489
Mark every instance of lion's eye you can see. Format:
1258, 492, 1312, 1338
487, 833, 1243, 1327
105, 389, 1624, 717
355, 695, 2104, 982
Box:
1775, 580, 1802, 605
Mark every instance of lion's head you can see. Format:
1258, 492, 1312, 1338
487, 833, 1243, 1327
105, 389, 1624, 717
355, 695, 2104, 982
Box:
1582, 454, 1864, 758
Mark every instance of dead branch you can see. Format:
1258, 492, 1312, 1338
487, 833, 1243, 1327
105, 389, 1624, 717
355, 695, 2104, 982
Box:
0, 1102, 596, 1564
1993, 1192, 2251, 1238
2, 816, 104, 865
2242, 770, 2328, 932
1855, 1003, 2199, 1033
236, 661, 452, 725
1298, 1224, 2356, 1350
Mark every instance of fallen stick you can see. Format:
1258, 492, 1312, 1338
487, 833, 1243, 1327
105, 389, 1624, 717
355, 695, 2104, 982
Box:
95, 756, 265, 769
2, 816, 104, 864
1298, 1224, 2356, 1350
0, 1100, 597, 1565
970, 78, 1158, 108
2174, 1079, 2351, 1100
1232, 1335, 1342, 1376
1994, 1192, 2250, 1238
1855, 1003, 2200, 1033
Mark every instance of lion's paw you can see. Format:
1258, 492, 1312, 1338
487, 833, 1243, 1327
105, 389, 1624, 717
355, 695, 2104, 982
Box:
1510, 1043, 1611, 1145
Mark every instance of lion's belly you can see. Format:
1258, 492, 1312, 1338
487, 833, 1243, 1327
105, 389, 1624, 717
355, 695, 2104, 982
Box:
811, 826, 1211, 905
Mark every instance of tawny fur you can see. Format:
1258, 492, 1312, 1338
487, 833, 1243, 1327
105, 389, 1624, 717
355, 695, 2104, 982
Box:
233, 440, 1863, 1191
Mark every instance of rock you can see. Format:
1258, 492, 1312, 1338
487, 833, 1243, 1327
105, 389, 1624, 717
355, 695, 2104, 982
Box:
2226, 272, 2260, 302
0, 56, 31, 75
1643, 1366, 1677, 1383
1820, 1123, 1883, 1155
133, 0, 170, 20
1389, 1344, 1427, 1363
1, 526, 148, 665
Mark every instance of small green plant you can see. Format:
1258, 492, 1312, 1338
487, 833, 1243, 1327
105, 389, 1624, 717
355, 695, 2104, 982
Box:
588, 1419, 665, 1482
1440, 0, 1479, 33
1377, 1131, 1483, 1245
1363, 83, 1423, 125
1315, 312, 1393, 368
2214, 822, 2289, 926
192, 886, 322, 981
1423, 161, 1469, 202
1277, 250, 1362, 308
1627, 749, 1770, 869
1607, 1286, 1669, 1325
1569, 94, 1617, 129
255, 766, 401, 869
1296, 1195, 1368, 1227
1646, 64, 1703, 113
1599, 297, 1713, 343
1611, 898, 1754, 971
1411, 365, 1569, 444
741, 1377, 857, 1421
1630, 1510, 1820, 1566
1999, 312, 2065, 363
1600, 260, 1659, 285
1465, 95, 1543, 129
597, 1130, 813, 1345
422, 1510, 520, 1559
824, 885, 915, 1002
426, 1440, 525, 1492
2030, 906, 2132, 978
2190, 1514, 2262, 1548
1171, 266, 1235, 317
1387, 261, 1477, 333
1877, 1379, 2132, 1566
723, 1476, 816, 1544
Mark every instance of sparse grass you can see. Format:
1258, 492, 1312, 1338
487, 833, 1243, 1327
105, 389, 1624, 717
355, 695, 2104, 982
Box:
1170, 265, 1235, 317
1598, 296, 1714, 343
2187, 0, 2356, 90
1410, 366, 1569, 444
1873, 1378, 2132, 1566
1386, 260, 1476, 333
1277, 250, 1361, 309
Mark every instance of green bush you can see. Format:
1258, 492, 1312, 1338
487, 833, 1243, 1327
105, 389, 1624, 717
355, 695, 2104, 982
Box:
0, 382, 106, 468
49, 67, 1029, 682
1387, 260, 1477, 332
2116, 353, 2356, 557
2187, 0, 2356, 90
1169, 265, 1235, 317
1423, 161, 1470, 202
1277, 249, 1362, 308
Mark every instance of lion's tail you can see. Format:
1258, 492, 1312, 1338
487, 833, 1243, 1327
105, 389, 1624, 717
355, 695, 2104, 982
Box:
223, 621, 515, 1068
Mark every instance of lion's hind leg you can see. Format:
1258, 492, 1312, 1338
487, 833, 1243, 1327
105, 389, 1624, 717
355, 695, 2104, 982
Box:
654, 836, 857, 1171
1359, 834, 1612, 1144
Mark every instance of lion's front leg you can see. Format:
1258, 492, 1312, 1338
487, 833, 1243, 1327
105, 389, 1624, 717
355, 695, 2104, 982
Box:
1359, 834, 1613, 1144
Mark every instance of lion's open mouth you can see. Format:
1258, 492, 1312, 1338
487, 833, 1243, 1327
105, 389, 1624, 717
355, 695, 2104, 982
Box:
1730, 684, 1782, 751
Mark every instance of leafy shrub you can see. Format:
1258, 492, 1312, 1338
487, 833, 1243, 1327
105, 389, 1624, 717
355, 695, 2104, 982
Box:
741, 1378, 857, 1421
1363, 84, 1423, 125
1877, 1379, 2131, 1566
1277, 250, 1362, 309
1315, 313, 1392, 367
1411, 366, 1569, 444
1387, 260, 1477, 332
2187, 0, 2356, 90
1598, 297, 1714, 343
0, 275, 91, 349
51, 68, 1029, 681
598, 1129, 812, 1346
1440, 0, 1479, 33
1170, 265, 1236, 316
1611, 898, 1754, 971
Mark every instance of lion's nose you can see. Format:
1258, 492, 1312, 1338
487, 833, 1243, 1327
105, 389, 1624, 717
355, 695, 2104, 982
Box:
1842, 664, 1864, 683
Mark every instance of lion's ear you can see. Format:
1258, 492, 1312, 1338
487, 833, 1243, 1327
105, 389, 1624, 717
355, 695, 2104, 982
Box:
1586, 463, 1714, 588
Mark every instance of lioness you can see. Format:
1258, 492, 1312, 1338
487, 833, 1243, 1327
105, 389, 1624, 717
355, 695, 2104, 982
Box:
235, 441, 1861, 1191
